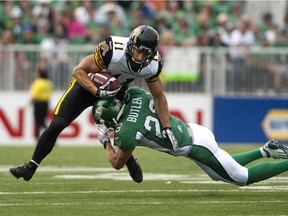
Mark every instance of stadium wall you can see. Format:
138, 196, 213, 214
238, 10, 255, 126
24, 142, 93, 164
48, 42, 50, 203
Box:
0, 92, 212, 145
2, 92, 287, 145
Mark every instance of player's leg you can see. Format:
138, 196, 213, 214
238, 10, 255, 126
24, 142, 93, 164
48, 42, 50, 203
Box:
247, 160, 288, 184
33, 80, 95, 164
9, 115, 69, 181
10, 79, 95, 181
231, 140, 288, 166
32, 115, 69, 164
187, 124, 288, 185
189, 145, 248, 185
187, 123, 249, 185
231, 149, 263, 166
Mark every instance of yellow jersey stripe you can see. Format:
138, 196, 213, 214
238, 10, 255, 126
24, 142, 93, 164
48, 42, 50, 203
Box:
54, 78, 77, 115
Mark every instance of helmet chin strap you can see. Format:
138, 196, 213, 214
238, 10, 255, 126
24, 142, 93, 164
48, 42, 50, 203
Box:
132, 56, 143, 64
126, 57, 144, 73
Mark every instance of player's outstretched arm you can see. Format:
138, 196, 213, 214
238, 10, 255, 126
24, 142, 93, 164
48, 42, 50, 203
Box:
98, 131, 133, 169
98, 132, 143, 182
105, 142, 133, 170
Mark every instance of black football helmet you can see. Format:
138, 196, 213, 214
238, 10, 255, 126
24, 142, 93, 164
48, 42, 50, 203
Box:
126, 25, 159, 73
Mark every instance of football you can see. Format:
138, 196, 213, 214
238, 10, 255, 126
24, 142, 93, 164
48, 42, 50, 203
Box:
90, 72, 119, 91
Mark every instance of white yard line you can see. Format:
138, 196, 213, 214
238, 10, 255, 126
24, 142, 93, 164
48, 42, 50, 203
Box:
0, 199, 287, 207
1, 186, 288, 196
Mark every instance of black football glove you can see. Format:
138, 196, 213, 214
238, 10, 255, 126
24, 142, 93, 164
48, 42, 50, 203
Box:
162, 127, 179, 151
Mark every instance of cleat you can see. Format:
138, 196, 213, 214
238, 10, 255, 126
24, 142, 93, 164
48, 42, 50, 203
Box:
126, 155, 143, 183
9, 163, 36, 181
263, 139, 288, 159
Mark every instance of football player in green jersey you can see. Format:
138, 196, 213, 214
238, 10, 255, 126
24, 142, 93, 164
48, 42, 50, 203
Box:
92, 87, 288, 186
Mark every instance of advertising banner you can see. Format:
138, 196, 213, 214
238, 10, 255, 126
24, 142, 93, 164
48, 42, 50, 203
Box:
0, 92, 211, 145
213, 97, 288, 143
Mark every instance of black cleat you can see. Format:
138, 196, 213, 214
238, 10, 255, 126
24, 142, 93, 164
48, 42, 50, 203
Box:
126, 155, 143, 183
9, 163, 36, 181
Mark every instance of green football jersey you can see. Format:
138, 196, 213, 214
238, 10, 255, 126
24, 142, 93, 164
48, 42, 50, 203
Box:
113, 87, 192, 156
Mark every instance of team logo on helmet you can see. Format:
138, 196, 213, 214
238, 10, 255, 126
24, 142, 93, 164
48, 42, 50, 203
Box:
131, 27, 141, 44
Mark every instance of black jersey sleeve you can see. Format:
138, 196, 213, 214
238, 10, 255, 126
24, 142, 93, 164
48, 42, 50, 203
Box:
94, 36, 113, 70
145, 54, 164, 82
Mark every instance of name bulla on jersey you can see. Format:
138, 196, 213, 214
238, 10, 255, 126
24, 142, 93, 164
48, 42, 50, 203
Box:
95, 36, 160, 85
126, 97, 143, 123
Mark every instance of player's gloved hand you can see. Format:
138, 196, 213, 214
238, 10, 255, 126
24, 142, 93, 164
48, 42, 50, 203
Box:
96, 78, 120, 98
98, 131, 110, 149
162, 127, 178, 151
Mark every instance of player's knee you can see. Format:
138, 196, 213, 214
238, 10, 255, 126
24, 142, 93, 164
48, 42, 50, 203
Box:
48, 116, 69, 132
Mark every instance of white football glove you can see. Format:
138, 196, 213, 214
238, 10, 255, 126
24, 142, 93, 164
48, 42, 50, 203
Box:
96, 77, 120, 98
98, 131, 110, 149
162, 127, 179, 151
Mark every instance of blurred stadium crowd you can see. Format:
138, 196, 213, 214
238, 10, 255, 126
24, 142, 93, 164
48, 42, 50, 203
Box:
1, 0, 288, 94
1, 0, 288, 47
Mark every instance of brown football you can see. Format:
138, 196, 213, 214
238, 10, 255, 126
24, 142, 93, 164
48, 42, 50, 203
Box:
90, 72, 119, 91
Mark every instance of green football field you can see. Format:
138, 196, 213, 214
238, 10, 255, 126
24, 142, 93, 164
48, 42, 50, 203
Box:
0, 145, 287, 216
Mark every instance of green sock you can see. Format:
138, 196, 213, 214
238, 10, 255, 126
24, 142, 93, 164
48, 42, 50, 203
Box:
232, 149, 263, 166
247, 160, 288, 185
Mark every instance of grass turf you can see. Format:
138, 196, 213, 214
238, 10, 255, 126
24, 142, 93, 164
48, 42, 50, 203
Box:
0, 145, 287, 216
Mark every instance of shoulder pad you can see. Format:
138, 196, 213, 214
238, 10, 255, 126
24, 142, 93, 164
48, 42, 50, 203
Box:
94, 36, 113, 70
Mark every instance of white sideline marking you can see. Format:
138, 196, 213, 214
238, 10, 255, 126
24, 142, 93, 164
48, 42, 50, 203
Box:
0, 190, 235, 195
0, 200, 286, 207
1, 186, 288, 196
240, 186, 288, 190
54, 173, 192, 181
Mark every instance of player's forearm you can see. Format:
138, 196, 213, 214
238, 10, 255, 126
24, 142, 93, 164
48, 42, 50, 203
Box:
105, 143, 123, 170
147, 79, 171, 128
73, 67, 98, 96
154, 96, 171, 128
72, 54, 101, 96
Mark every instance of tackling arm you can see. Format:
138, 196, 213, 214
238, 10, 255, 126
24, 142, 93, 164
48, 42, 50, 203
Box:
105, 141, 133, 170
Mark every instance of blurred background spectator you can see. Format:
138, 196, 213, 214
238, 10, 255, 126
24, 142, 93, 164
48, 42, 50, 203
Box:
1, 0, 288, 93
0, 1, 287, 49
227, 15, 256, 90
29, 68, 53, 138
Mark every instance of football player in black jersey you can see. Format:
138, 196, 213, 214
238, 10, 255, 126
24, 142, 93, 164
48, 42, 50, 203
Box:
10, 25, 179, 183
